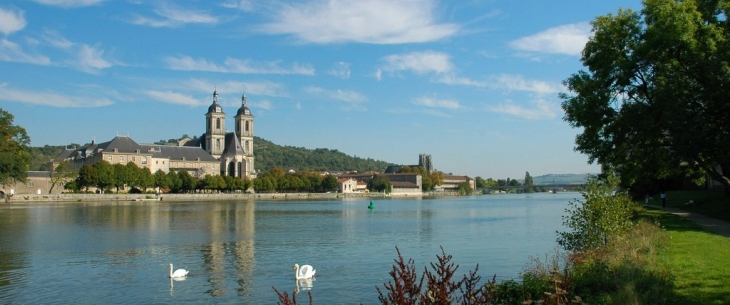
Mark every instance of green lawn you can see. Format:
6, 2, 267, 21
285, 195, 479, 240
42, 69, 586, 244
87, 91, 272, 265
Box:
642, 208, 730, 304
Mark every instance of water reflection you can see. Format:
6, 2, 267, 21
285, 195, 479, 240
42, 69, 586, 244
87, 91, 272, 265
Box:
295, 278, 314, 294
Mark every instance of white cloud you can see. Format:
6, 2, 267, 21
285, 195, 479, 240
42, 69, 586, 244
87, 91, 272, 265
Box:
510, 23, 591, 56
255, 100, 274, 110
31, 0, 104, 8
0, 83, 113, 107
221, 0, 254, 11
304, 86, 367, 111
328, 62, 351, 79
486, 98, 557, 120
42, 29, 74, 49
131, 4, 218, 28
257, 0, 458, 44
0, 6, 26, 35
143, 90, 204, 107
412, 96, 461, 110
184, 79, 288, 98
164, 55, 315, 75
374, 69, 382, 81
77, 44, 112, 73
381, 51, 453, 75
0, 39, 51, 65
437, 74, 560, 94
492, 74, 560, 94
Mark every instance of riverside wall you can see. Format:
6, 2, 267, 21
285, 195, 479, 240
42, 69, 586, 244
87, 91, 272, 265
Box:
2, 191, 460, 203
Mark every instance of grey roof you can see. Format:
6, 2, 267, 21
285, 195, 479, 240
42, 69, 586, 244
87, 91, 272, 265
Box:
53, 149, 76, 161
140, 144, 218, 162
96, 136, 145, 154
27, 171, 50, 178
222, 132, 245, 156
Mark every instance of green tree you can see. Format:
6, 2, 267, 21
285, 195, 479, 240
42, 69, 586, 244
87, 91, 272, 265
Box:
322, 174, 339, 192
557, 173, 635, 252
154, 169, 171, 193
137, 167, 154, 193
368, 175, 391, 193
0, 108, 32, 187
177, 171, 196, 193
560, 0, 730, 193
92, 160, 115, 193
167, 170, 182, 193
49, 160, 75, 193
112, 163, 130, 193
457, 181, 473, 195
524, 171, 534, 193
76, 164, 96, 192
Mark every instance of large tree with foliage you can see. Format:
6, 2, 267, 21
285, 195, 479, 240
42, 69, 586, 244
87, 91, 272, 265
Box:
0, 108, 32, 187
561, 0, 730, 193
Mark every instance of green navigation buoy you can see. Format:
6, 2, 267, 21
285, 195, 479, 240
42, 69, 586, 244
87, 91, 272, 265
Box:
368, 200, 375, 210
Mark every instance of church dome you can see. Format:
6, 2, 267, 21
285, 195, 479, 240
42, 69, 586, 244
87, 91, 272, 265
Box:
236, 92, 252, 116
207, 90, 224, 113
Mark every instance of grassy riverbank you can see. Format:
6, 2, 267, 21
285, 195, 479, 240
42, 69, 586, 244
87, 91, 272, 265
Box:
643, 208, 730, 304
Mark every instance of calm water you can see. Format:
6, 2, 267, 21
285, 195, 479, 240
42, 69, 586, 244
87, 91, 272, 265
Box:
0, 193, 577, 304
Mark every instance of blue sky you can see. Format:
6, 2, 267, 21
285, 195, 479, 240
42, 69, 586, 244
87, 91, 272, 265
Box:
0, 0, 642, 179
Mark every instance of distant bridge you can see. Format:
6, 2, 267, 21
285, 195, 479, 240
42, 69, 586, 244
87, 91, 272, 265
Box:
478, 184, 583, 191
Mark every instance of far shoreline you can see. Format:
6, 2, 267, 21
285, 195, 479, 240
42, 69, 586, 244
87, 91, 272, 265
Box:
2, 191, 464, 203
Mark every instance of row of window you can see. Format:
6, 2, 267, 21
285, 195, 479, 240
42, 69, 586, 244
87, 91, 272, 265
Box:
106, 155, 148, 164
171, 162, 217, 169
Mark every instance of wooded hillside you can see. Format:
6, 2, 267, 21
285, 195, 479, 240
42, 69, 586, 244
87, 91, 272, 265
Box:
30, 136, 393, 174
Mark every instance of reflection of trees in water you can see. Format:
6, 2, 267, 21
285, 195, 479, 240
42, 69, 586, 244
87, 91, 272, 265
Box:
0, 209, 30, 303
200, 201, 256, 298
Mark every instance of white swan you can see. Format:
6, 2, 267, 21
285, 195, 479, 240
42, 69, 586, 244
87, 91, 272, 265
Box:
169, 263, 189, 278
293, 264, 316, 279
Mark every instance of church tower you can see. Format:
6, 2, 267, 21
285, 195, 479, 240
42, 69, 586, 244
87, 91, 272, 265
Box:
235, 91, 256, 178
205, 89, 226, 158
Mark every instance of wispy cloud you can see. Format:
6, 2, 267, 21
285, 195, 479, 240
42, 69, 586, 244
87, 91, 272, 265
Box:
184, 79, 288, 98
257, 0, 458, 44
0, 6, 26, 35
381, 51, 453, 75
0, 83, 113, 107
0, 39, 51, 65
412, 96, 461, 110
31, 0, 104, 8
328, 62, 351, 79
131, 4, 218, 28
437, 74, 560, 94
143, 90, 205, 107
220, 0, 254, 11
486, 98, 557, 120
304, 86, 367, 111
255, 99, 274, 110
165, 55, 315, 75
39, 31, 115, 73
510, 22, 591, 56
77, 44, 112, 73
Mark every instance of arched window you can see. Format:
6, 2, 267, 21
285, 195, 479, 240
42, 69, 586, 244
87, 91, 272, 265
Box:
216, 118, 221, 129
236, 121, 240, 133
245, 121, 249, 132
216, 139, 221, 150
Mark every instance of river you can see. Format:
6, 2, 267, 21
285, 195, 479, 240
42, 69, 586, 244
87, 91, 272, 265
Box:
0, 192, 578, 304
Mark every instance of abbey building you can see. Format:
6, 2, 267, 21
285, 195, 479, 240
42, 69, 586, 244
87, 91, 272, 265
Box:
52, 90, 256, 180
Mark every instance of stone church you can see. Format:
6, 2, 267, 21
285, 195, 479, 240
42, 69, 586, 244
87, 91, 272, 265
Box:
50, 89, 256, 180
181, 90, 256, 179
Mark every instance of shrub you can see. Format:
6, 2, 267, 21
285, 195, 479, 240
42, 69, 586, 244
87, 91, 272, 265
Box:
557, 173, 636, 252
